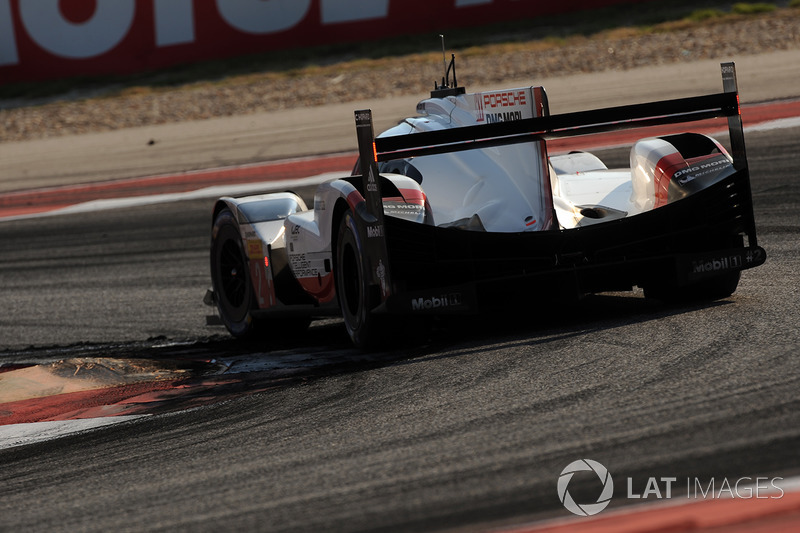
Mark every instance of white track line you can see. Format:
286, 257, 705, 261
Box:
0, 416, 148, 450
0, 171, 344, 222
3, 115, 799, 224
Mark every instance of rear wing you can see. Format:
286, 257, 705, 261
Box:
372, 63, 746, 167
352, 62, 755, 307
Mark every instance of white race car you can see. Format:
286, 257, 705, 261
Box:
206, 59, 765, 347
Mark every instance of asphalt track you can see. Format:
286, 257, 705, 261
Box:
1, 56, 800, 531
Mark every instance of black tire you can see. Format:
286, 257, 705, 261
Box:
210, 209, 258, 337
696, 271, 740, 300
644, 271, 740, 303
335, 211, 382, 348
211, 208, 312, 341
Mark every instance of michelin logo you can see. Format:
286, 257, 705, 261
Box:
411, 293, 463, 311
674, 158, 732, 185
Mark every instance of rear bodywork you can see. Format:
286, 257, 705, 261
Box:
207, 62, 766, 343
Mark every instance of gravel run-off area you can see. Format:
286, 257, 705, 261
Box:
2, 10, 800, 143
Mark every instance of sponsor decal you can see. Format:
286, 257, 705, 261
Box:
355, 110, 372, 127
289, 224, 301, 242
411, 293, 463, 311
483, 90, 527, 109
746, 247, 765, 265
290, 252, 319, 280
721, 63, 737, 81
246, 239, 263, 259
474, 88, 532, 122
366, 225, 384, 238
383, 202, 425, 216
673, 157, 732, 185
692, 255, 742, 274
3, 1, 646, 83
366, 167, 379, 193
485, 111, 523, 123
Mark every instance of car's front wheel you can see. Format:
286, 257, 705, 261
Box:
211, 208, 314, 340
210, 209, 258, 337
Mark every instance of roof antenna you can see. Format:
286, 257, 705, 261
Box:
431, 35, 466, 98
440, 34, 448, 88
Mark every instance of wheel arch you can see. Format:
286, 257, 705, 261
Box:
212, 198, 238, 228
320, 177, 366, 263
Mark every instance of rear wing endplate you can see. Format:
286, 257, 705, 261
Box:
354, 110, 392, 307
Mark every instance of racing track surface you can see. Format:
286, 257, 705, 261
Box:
1, 126, 799, 531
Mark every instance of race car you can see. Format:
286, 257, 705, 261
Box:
205, 59, 766, 347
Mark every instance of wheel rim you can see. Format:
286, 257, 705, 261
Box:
219, 239, 247, 310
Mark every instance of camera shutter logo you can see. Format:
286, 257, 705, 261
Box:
557, 459, 614, 516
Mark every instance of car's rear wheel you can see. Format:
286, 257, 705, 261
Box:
335, 211, 383, 348
644, 271, 740, 303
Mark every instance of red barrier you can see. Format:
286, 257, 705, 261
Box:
0, 0, 647, 84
